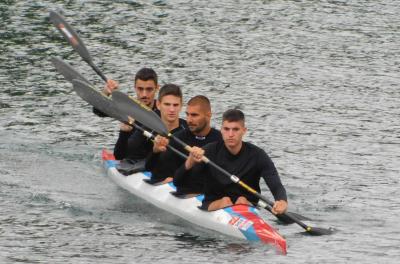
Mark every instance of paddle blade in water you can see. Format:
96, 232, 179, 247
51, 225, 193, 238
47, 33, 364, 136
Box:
72, 79, 129, 123
51, 57, 89, 84
305, 226, 335, 236
49, 10, 92, 63
111, 91, 168, 135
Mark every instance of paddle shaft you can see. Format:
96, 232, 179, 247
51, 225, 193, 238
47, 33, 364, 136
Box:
130, 123, 187, 160
88, 61, 107, 82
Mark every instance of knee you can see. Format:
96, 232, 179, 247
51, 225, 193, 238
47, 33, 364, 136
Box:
221, 196, 233, 205
235, 196, 250, 205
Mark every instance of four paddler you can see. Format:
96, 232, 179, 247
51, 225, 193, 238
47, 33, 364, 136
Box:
49, 10, 289, 217
49, 9, 335, 236
106, 78, 288, 214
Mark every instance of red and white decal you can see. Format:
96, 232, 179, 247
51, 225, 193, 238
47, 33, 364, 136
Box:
58, 24, 79, 46
229, 216, 253, 231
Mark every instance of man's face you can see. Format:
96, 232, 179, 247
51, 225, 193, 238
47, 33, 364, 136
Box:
134, 79, 158, 107
221, 120, 247, 149
186, 104, 210, 134
157, 95, 182, 124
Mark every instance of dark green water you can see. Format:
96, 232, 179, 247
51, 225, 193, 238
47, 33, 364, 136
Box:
1, 1, 399, 263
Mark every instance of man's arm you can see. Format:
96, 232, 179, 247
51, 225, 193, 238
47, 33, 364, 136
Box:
113, 125, 133, 160
145, 135, 169, 171
259, 150, 288, 214
173, 146, 205, 186
174, 157, 206, 187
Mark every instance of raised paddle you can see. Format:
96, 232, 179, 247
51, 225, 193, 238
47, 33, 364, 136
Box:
71, 79, 187, 160
111, 91, 333, 235
51, 57, 90, 84
50, 60, 159, 151
49, 10, 108, 82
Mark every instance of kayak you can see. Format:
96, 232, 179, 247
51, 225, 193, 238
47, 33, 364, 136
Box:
102, 149, 287, 254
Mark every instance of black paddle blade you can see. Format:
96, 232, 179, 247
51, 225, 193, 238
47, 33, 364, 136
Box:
49, 10, 92, 63
111, 91, 168, 135
51, 57, 89, 84
305, 226, 335, 236
275, 211, 311, 224
71, 80, 129, 123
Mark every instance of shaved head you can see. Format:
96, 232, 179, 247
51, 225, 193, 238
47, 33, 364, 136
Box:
187, 95, 211, 113
186, 95, 212, 135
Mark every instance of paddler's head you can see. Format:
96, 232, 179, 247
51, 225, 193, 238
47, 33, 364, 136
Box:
134, 67, 159, 109
185, 95, 212, 136
221, 109, 247, 153
157, 84, 183, 125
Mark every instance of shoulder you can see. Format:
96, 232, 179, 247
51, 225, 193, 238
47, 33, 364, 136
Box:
174, 127, 189, 139
203, 141, 220, 152
244, 141, 268, 157
171, 119, 188, 134
209, 128, 222, 138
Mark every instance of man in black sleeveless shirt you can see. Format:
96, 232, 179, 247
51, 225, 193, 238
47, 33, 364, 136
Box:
176, 109, 288, 213
146, 96, 222, 192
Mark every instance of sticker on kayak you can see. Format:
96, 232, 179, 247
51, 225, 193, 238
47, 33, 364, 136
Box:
229, 216, 253, 231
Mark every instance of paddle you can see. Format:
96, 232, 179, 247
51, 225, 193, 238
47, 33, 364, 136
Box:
49, 10, 108, 82
51, 57, 90, 84
50, 58, 166, 157
71, 79, 187, 160
111, 91, 333, 235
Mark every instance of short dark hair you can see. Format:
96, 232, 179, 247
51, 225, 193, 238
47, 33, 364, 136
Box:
187, 95, 211, 112
222, 109, 245, 123
135, 68, 158, 85
158, 84, 182, 101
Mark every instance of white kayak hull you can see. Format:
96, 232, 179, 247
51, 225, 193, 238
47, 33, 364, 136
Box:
102, 150, 286, 254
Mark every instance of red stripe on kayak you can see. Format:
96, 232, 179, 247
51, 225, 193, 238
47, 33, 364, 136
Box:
102, 149, 115, 160
231, 204, 287, 254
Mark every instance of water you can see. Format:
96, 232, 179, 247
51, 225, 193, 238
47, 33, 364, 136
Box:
1, 0, 399, 263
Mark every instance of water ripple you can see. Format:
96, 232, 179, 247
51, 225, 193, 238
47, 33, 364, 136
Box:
1, 0, 400, 263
